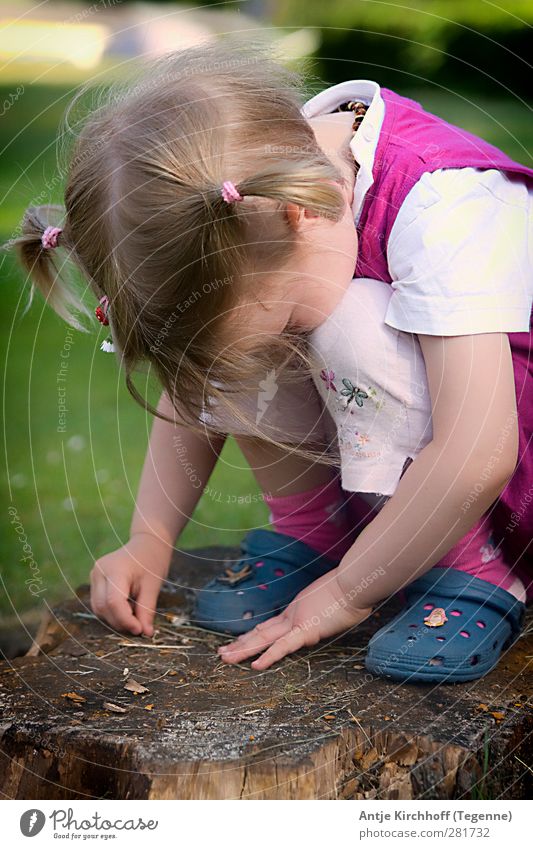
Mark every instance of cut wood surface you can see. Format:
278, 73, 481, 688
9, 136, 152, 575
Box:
0, 546, 531, 800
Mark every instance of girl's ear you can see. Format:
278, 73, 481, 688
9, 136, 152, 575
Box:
285, 201, 320, 231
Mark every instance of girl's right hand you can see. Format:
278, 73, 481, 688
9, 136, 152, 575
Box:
90, 533, 172, 637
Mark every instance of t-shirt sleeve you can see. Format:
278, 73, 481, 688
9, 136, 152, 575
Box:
384, 168, 533, 336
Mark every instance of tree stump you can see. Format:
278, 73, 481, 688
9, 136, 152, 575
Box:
0, 546, 531, 800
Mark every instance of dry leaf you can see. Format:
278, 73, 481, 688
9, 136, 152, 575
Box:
145, 704, 154, 711
476, 703, 489, 712
124, 678, 149, 694
104, 702, 128, 714
62, 692, 86, 703
491, 711, 505, 721
323, 713, 336, 720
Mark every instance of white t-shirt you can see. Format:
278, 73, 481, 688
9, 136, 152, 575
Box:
302, 81, 533, 336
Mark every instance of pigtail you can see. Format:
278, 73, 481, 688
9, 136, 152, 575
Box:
237, 162, 346, 223
7, 204, 90, 330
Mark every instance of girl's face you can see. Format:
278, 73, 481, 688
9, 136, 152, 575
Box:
234, 111, 359, 341
230, 197, 358, 346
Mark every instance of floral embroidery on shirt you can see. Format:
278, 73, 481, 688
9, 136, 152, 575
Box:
320, 368, 337, 392
338, 429, 376, 455
317, 367, 385, 416
366, 386, 385, 411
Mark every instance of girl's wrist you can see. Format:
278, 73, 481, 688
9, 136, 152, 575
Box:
129, 529, 175, 557
333, 566, 373, 615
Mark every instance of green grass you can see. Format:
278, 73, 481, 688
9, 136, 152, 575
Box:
1, 81, 532, 616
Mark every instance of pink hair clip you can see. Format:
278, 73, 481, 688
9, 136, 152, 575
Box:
41, 226, 62, 249
221, 180, 243, 204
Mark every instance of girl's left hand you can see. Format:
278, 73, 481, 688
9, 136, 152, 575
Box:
217, 569, 371, 670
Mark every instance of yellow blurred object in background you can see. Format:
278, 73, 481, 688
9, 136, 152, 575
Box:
0, 19, 108, 69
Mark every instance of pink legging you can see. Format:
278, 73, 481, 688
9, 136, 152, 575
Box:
345, 491, 527, 601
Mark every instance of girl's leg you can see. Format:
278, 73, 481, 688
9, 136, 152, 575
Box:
432, 514, 526, 602
194, 377, 360, 633
236, 435, 359, 562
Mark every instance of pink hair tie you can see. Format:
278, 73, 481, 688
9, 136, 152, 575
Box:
41, 226, 62, 249
221, 180, 243, 204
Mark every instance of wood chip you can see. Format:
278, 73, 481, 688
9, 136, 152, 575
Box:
491, 711, 505, 721
61, 692, 86, 703
103, 702, 128, 714
360, 747, 379, 770
323, 713, 336, 720
124, 678, 149, 694
145, 704, 154, 711
476, 703, 489, 712
165, 613, 187, 626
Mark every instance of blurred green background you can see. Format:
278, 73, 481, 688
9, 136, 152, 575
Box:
1, 0, 532, 620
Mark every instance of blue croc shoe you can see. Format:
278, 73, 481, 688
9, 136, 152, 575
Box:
365, 568, 525, 683
192, 529, 337, 635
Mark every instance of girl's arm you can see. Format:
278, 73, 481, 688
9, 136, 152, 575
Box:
91, 392, 225, 635
220, 332, 518, 668
336, 332, 518, 603
130, 392, 225, 547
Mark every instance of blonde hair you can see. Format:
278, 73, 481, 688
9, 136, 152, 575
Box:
9, 37, 346, 443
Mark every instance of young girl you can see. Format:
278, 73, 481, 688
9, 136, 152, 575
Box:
12, 39, 532, 683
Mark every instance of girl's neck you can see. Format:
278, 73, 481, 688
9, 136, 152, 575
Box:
307, 111, 358, 201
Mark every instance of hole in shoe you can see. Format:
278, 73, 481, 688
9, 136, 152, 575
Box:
242, 611, 253, 620
409, 624, 417, 629
428, 656, 444, 666
236, 591, 244, 596
450, 609, 462, 617
423, 603, 434, 611
460, 630, 470, 638
407, 636, 417, 643
273, 568, 285, 577
436, 636, 446, 642
476, 620, 486, 628
470, 655, 480, 666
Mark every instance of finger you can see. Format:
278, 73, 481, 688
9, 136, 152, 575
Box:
133, 580, 160, 637
217, 614, 285, 654
90, 568, 107, 616
105, 577, 143, 635
218, 618, 291, 664
251, 627, 307, 670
